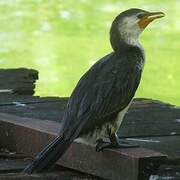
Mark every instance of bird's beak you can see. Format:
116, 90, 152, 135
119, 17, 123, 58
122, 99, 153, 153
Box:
138, 11, 165, 29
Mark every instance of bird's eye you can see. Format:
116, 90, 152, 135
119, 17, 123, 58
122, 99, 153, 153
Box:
137, 13, 145, 19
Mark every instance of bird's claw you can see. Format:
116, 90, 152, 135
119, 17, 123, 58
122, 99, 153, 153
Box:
95, 134, 139, 152
96, 138, 111, 152
110, 133, 139, 148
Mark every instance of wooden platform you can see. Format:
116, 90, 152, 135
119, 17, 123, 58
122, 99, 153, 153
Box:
0, 68, 180, 180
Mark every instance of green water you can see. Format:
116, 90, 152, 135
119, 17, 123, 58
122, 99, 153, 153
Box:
0, 0, 180, 105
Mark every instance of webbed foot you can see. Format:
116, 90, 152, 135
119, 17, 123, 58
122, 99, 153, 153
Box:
96, 138, 111, 152
96, 133, 139, 152
110, 133, 139, 148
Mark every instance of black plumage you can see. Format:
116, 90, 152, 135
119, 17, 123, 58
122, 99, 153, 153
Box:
23, 45, 144, 173
63, 46, 144, 139
23, 8, 164, 174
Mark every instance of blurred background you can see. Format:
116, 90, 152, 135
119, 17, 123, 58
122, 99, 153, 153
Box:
0, 0, 179, 105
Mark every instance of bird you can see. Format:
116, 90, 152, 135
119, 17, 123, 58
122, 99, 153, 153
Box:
23, 8, 165, 173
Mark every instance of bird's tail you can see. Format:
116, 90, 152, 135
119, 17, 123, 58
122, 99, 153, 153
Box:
23, 135, 72, 174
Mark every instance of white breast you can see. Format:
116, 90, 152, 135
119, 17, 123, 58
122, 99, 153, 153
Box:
75, 102, 132, 146
115, 102, 132, 132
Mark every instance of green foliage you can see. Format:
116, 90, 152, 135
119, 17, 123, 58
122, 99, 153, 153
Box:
0, 0, 179, 105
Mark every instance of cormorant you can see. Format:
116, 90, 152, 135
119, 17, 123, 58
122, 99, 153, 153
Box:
23, 8, 165, 173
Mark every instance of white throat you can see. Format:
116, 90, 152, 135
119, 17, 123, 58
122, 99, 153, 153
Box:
118, 17, 143, 48
118, 23, 145, 56
122, 33, 140, 46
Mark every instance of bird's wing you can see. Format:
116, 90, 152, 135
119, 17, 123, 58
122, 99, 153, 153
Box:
62, 49, 144, 139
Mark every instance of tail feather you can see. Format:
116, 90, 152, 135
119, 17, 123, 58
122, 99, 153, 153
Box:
23, 135, 72, 174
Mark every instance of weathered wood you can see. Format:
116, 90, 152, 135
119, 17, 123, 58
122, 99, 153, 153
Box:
0, 68, 180, 179
0, 113, 167, 180
0, 96, 67, 122
0, 97, 180, 137
0, 170, 100, 180
0, 96, 66, 105
0, 113, 58, 153
0, 148, 32, 159
149, 165, 180, 180
60, 143, 166, 180
0, 159, 31, 173
0, 68, 38, 95
125, 136, 180, 159
119, 98, 180, 137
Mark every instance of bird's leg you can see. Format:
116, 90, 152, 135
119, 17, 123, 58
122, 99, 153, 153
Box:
96, 133, 138, 152
110, 133, 139, 148
96, 138, 111, 152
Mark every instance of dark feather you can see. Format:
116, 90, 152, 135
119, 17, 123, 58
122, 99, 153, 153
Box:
62, 44, 144, 138
23, 45, 145, 174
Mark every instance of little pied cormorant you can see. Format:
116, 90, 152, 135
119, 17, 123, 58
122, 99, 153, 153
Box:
23, 8, 165, 173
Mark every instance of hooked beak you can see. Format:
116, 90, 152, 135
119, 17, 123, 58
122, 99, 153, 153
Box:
138, 11, 165, 29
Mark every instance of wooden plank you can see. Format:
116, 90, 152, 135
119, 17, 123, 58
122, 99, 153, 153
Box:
0, 68, 38, 95
0, 98, 180, 137
0, 113, 167, 180
0, 149, 31, 159
0, 96, 67, 122
0, 170, 100, 180
59, 143, 165, 180
0, 69, 180, 138
149, 165, 180, 180
0, 68, 38, 79
0, 96, 66, 105
119, 98, 180, 137
125, 136, 180, 159
0, 68, 179, 179
0, 159, 31, 173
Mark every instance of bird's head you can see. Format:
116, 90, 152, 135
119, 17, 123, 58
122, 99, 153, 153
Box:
110, 8, 165, 51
